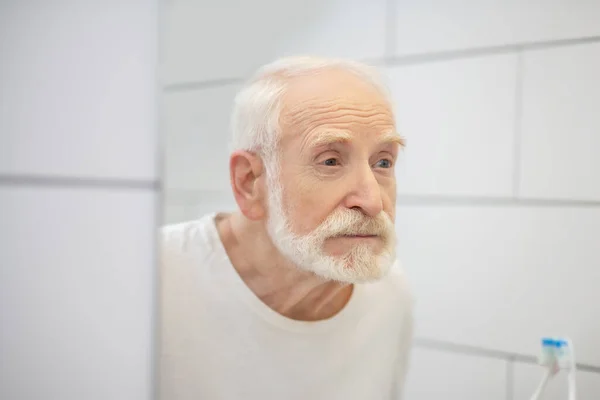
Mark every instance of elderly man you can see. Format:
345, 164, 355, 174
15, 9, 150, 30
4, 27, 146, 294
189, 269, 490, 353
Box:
160, 56, 413, 399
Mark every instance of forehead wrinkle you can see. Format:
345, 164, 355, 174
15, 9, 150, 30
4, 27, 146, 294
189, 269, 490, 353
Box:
282, 99, 394, 140
298, 129, 403, 156
284, 98, 391, 125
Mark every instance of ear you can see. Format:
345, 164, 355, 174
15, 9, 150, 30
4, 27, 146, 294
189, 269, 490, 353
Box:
229, 150, 267, 220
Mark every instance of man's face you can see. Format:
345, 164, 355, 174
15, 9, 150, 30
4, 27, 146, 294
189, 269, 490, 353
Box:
264, 69, 400, 283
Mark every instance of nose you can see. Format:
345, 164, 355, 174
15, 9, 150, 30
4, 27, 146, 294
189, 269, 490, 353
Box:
343, 164, 384, 218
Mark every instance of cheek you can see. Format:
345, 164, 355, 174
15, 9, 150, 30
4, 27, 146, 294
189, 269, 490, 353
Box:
382, 184, 396, 222
283, 191, 327, 235
281, 172, 339, 235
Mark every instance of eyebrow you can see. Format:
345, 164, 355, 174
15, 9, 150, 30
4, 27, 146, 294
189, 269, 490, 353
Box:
308, 131, 353, 148
379, 131, 406, 148
308, 130, 406, 149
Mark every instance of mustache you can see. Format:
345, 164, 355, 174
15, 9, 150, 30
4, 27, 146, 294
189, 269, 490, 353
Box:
313, 209, 393, 239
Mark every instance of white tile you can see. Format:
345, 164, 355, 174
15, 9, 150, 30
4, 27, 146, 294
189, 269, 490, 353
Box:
162, 190, 238, 226
394, 1, 600, 56
513, 362, 600, 400
403, 347, 507, 400
188, 193, 238, 219
387, 55, 517, 197
163, 85, 240, 192
0, 186, 156, 400
163, 203, 193, 226
163, 0, 387, 83
396, 204, 600, 366
0, 3, 158, 180
519, 43, 600, 201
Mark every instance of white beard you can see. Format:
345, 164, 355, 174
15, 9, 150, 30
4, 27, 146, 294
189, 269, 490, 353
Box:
264, 167, 397, 284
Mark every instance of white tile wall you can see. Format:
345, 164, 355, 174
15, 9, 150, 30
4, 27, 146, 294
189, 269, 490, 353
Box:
0, 3, 158, 180
163, 189, 237, 225
164, 203, 193, 226
0, 186, 156, 400
387, 54, 518, 197
513, 362, 600, 400
396, 204, 600, 366
163, 84, 240, 192
404, 347, 507, 400
0, 2, 159, 399
519, 43, 600, 201
393, 1, 600, 56
163, 0, 387, 84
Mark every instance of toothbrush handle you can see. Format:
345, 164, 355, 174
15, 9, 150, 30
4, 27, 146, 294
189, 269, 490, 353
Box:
567, 369, 577, 400
566, 338, 577, 400
529, 367, 552, 400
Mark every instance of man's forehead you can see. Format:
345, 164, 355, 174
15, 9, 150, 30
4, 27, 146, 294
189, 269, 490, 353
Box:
281, 69, 388, 110
279, 70, 394, 136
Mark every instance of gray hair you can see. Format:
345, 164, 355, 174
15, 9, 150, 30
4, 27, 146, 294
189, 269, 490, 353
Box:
229, 56, 392, 165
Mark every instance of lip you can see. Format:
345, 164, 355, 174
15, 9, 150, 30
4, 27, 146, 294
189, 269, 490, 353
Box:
338, 234, 378, 239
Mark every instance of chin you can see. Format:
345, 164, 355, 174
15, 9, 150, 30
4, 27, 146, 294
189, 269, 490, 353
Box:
346, 258, 393, 283
309, 251, 395, 284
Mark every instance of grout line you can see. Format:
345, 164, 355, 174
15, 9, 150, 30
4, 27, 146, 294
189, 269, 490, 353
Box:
512, 51, 524, 198
0, 174, 159, 191
506, 357, 515, 400
152, 1, 165, 399
414, 337, 600, 374
512, 34, 600, 51
384, 0, 397, 57
382, 34, 600, 68
163, 77, 243, 93
162, 35, 600, 93
396, 194, 600, 208
414, 337, 535, 361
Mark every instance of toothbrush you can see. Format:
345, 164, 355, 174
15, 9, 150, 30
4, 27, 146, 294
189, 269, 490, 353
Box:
529, 337, 577, 400
560, 339, 577, 400
529, 338, 560, 400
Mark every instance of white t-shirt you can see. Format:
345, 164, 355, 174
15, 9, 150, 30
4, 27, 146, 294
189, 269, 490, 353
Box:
159, 213, 414, 400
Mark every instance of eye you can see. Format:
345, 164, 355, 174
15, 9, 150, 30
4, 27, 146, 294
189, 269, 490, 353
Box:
323, 158, 340, 166
375, 158, 393, 168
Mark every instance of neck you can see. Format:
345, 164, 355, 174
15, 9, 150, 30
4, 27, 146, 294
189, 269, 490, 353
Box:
216, 212, 353, 321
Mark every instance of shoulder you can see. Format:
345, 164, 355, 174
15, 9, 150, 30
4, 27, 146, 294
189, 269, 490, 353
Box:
383, 262, 415, 367
159, 214, 218, 272
159, 214, 223, 309
161, 214, 214, 253
378, 260, 414, 308
359, 259, 414, 329
385, 263, 415, 395
372, 260, 415, 336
